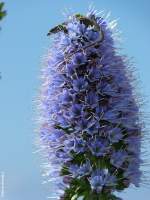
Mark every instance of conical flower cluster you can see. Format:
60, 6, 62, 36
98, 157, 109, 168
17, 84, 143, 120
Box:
38, 10, 143, 200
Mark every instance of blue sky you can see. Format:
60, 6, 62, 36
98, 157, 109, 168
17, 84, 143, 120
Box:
0, 0, 150, 200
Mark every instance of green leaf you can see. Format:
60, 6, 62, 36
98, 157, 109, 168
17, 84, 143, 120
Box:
0, 2, 6, 21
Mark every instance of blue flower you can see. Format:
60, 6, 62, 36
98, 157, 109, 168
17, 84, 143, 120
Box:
78, 160, 92, 176
100, 65, 114, 76
67, 21, 86, 37
88, 139, 109, 157
70, 104, 83, 118
89, 169, 116, 192
60, 90, 73, 105
78, 23, 86, 35
69, 164, 79, 178
86, 120, 100, 135
60, 33, 71, 47
64, 139, 74, 152
124, 136, 141, 154
39, 11, 143, 200
123, 161, 142, 187
108, 127, 123, 143
87, 67, 101, 82
73, 77, 88, 92
53, 74, 65, 87
76, 118, 89, 131
48, 129, 65, 143
102, 84, 117, 96
105, 173, 117, 187
110, 150, 128, 168
85, 29, 100, 41
69, 160, 92, 178
85, 91, 98, 108
89, 170, 105, 192
66, 63, 75, 76
73, 52, 87, 65
56, 149, 72, 162
97, 79, 119, 96
95, 105, 104, 119
103, 110, 119, 122
67, 22, 79, 39
74, 137, 86, 153
57, 115, 70, 128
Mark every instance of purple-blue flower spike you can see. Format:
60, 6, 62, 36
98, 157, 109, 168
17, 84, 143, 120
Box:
38, 9, 144, 200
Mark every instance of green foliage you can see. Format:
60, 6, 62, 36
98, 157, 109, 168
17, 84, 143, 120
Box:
0, 2, 6, 21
